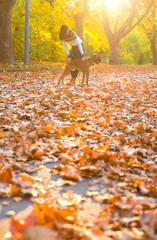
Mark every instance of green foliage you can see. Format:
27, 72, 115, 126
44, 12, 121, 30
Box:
121, 30, 151, 64
84, 8, 108, 55
12, 0, 75, 62
11, 0, 25, 61
11, 0, 153, 64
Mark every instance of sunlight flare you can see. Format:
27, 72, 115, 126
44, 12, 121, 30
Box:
106, 0, 124, 9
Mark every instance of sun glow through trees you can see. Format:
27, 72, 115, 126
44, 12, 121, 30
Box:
106, 0, 125, 9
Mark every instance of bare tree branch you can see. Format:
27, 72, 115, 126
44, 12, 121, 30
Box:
114, 16, 119, 34
102, 1, 113, 40
118, 0, 154, 39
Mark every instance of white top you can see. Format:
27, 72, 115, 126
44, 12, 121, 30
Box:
62, 35, 84, 57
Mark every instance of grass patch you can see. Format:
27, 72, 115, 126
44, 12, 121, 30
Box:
0, 61, 63, 72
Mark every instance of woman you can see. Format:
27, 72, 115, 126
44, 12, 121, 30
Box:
59, 24, 85, 84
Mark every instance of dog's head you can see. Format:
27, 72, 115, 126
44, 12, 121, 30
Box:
90, 54, 101, 64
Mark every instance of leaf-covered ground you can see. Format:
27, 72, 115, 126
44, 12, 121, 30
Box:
0, 65, 157, 240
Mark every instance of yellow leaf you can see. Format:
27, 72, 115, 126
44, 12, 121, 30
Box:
0, 132, 5, 138
34, 150, 45, 158
43, 126, 52, 133
150, 132, 157, 137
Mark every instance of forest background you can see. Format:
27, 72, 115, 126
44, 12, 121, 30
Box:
10, 0, 157, 65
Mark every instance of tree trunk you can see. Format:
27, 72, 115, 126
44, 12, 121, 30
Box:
73, 0, 88, 41
102, 0, 153, 65
0, 0, 16, 64
150, 36, 157, 65
109, 39, 121, 65
74, 11, 84, 40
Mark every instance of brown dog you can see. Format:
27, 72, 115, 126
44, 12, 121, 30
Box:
58, 54, 101, 86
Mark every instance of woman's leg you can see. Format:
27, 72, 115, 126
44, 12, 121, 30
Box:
69, 47, 82, 83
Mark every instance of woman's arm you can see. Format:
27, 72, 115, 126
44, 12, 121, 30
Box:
62, 40, 70, 57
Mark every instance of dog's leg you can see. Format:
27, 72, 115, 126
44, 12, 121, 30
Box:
57, 67, 71, 85
86, 72, 89, 85
58, 76, 63, 85
81, 72, 86, 86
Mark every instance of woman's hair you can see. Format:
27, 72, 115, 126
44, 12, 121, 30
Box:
59, 24, 69, 40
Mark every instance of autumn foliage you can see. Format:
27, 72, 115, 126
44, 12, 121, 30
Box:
0, 64, 157, 239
